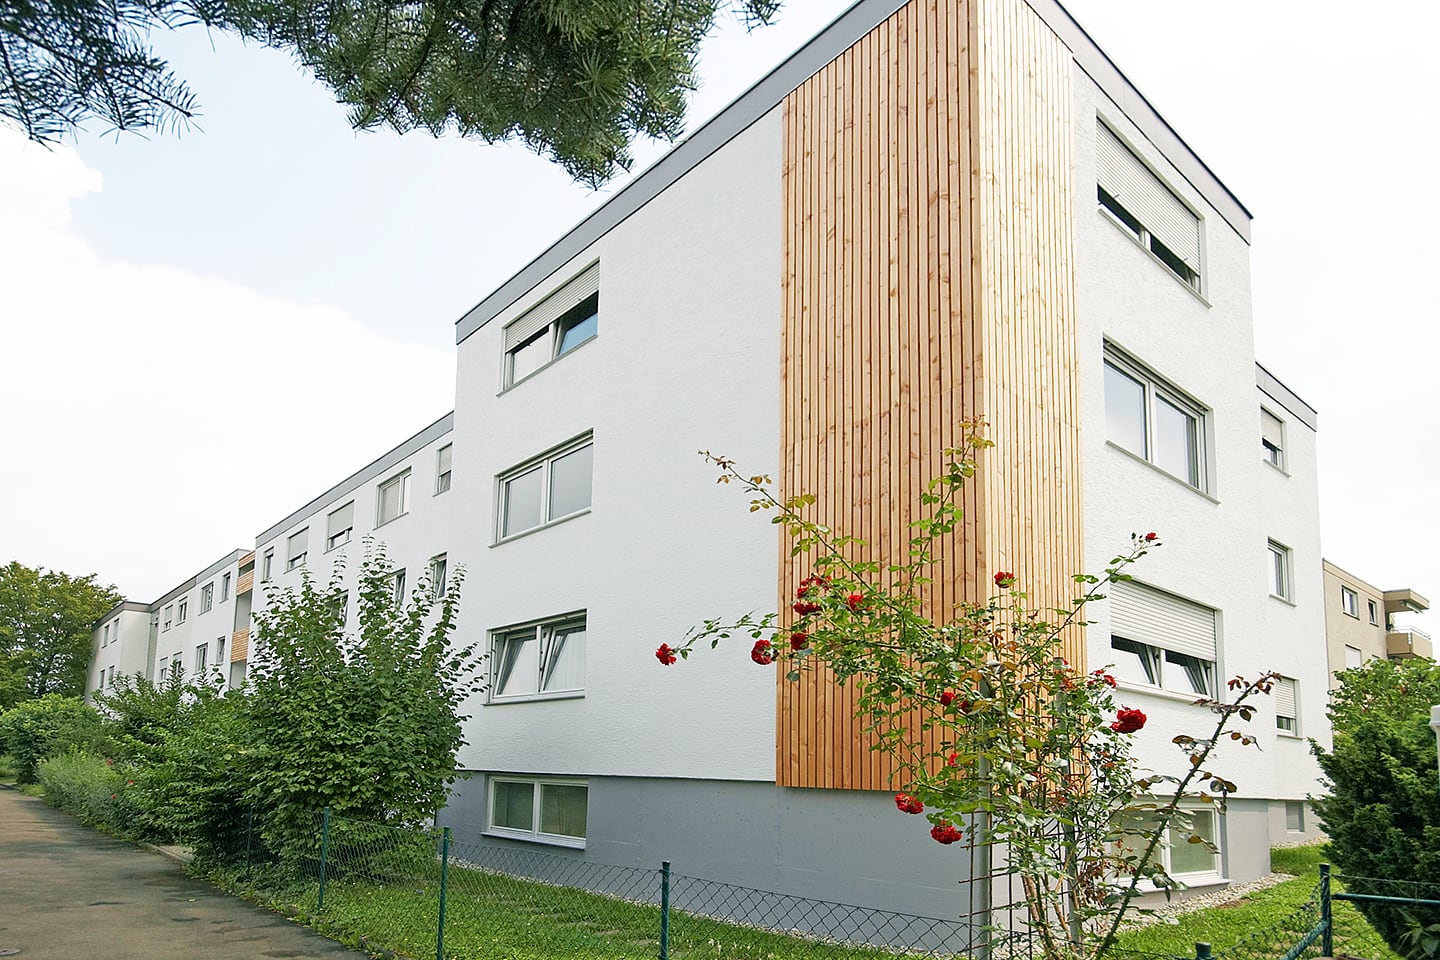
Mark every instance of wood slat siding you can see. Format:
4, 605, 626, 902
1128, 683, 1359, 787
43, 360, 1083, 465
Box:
230, 628, 249, 663
236, 569, 255, 596
777, 0, 1082, 791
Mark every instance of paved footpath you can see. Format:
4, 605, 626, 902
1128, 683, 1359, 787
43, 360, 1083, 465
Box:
0, 787, 366, 959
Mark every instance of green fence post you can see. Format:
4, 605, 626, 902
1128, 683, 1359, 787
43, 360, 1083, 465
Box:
1195, 943, 1212, 960
436, 827, 451, 960
659, 860, 671, 960
1320, 863, 1333, 957
318, 808, 331, 912
244, 809, 254, 883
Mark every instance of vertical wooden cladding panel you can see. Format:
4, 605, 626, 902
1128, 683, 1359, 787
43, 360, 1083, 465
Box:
778, 0, 1082, 790
971, 0, 1084, 668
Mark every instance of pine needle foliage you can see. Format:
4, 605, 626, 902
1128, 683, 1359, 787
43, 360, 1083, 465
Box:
1, 0, 780, 184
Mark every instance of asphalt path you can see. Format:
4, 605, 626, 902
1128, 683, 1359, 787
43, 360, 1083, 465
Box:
0, 787, 365, 959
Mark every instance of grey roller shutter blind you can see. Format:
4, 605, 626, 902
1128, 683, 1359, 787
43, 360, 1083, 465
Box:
1261, 409, 1284, 448
287, 530, 307, 558
1110, 580, 1216, 660
1096, 123, 1202, 272
503, 262, 600, 351
1274, 677, 1297, 718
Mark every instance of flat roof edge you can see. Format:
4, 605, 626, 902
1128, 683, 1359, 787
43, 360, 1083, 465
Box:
256, 410, 455, 545
1256, 361, 1318, 431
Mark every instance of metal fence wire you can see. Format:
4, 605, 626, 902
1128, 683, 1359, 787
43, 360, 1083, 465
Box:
1327, 869, 1440, 960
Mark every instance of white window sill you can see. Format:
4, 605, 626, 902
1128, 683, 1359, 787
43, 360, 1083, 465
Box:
1269, 593, 1297, 607
1114, 681, 1217, 706
1097, 207, 1211, 306
1104, 441, 1219, 503
1264, 459, 1290, 478
375, 512, 409, 530
492, 508, 591, 547
1277, 730, 1303, 741
487, 690, 585, 706
498, 335, 598, 396
482, 829, 586, 850
1132, 874, 1230, 895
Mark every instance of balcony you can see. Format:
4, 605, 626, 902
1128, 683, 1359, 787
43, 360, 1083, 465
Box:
1384, 588, 1430, 616
1387, 626, 1433, 660
230, 628, 250, 662
236, 568, 254, 596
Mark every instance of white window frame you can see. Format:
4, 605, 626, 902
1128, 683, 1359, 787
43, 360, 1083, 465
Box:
1116, 805, 1224, 883
1110, 636, 1216, 699
1367, 599, 1380, 626
391, 568, 406, 606
1285, 802, 1305, 833
215, 635, 225, 664
1104, 347, 1210, 493
1261, 407, 1286, 471
1268, 540, 1293, 602
176, 598, 188, 623
1341, 586, 1360, 618
1095, 121, 1203, 292
195, 645, 208, 673
488, 612, 586, 703
200, 582, 214, 614
221, 572, 231, 602
326, 501, 354, 551
495, 435, 594, 542
102, 624, 110, 647
501, 264, 600, 389
162, 605, 173, 632
1275, 676, 1299, 735
1344, 645, 1363, 670
486, 776, 588, 848
430, 555, 448, 600
262, 551, 274, 580
286, 530, 308, 572
435, 444, 453, 495
377, 470, 412, 527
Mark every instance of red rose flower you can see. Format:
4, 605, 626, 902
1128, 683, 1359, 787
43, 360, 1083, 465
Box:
946, 752, 960, 768
894, 793, 924, 815
939, 691, 955, 707
958, 699, 973, 714
655, 643, 678, 666
789, 631, 809, 650
1110, 707, 1147, 734
105, 757, 114, 766
751, 639, 775, 666
792, 600, 822, 616
993, 571, 1016, 588
1090, 670, 1118, 688
846, 592, 865, 612
930, 822, 964, 844
1144, 532, 1158, 542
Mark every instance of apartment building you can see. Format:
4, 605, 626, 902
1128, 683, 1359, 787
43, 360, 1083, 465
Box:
84, 0, 1336, 917
1321, 559, 1431, 687
87, 549, 251, 697
435, 0, 1329, 911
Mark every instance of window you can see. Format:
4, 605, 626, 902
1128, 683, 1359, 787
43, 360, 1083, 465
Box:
170, 657, 182, 681
391, 569, 407, 605
327, 502, 354, 551
502, 264, 600, 388
1268, 541, 1292, 601
1096, 122, 1202, 290
488, 777, 588, 847
1286, 802, 1305, 832
215, 635, 225, 663
377, 471, 411, 526
107, 665, 116, 687
157, 657, 168, 677
498, 437, 594, 540
102, 624, 110, 647
1344, 645, 1363, 670
430, 555, 448, 600
221, 572, 231, 602
1341, 586, 1359, 618
490, 614, 586, 701
263, 550, 274, 580
1275, 676, 1299, 733
436, 444, 453, 494
1104, 349, 1207, 491
163, 605, 173, 631
195, 645, 208, 673
200, 582, 214, 614
1368, 600, 1380, 626
1108, 581, 1216, 697
286, 530, 308, 572
1115, 807, 1221, 879
1261, 408, 1285, 470
177, 599, 188, 624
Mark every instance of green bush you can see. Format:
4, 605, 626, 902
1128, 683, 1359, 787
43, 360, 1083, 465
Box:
35, 750, 140, 831
0, 694, 107, 782
1314, 658, 1440, 954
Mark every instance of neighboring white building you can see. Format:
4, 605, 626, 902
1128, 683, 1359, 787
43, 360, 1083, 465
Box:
85, 0, 1340, 919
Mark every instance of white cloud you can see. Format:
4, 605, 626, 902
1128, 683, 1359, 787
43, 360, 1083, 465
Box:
0, 127, 454, 600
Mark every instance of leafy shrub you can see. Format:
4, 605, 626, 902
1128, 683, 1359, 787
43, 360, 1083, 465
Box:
35, 750, 140, 831
1313, 658, 1440, 953
0, 694, 107, 782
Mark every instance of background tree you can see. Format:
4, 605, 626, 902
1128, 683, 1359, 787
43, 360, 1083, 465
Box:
1313, 657, 1440, 953
1, 0, 778, 185
0, 561, 122, 709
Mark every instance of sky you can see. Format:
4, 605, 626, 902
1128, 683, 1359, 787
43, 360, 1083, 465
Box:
0, 0, 1434, 634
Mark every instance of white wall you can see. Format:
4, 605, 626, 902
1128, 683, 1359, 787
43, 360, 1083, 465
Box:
450, 107, 783, 781
1073, 70, 1327, 821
